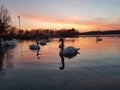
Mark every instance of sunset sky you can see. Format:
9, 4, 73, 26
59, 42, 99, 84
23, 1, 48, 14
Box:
1, 0, 120, 31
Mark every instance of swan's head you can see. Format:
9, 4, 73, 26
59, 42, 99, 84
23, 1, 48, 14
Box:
58, 38, 65, 43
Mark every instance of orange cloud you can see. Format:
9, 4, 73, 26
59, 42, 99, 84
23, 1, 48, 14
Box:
20, 13, 120, 31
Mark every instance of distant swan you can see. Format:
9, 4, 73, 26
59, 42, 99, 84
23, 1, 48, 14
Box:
58, 38, 80, 55
2, 39, 16, 46
39, 39, 50, 46
40, 40, 47, 46
29, 39, 40, 50
96, 36, 102, 43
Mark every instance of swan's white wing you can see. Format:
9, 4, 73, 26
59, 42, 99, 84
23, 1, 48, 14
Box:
63, 46, 80, 54
29, 44, 40, 50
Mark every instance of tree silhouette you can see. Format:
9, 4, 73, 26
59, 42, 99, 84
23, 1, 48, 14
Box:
0, 5, 11, 46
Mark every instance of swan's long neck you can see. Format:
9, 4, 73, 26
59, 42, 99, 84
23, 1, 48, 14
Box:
60, 40, 64, 51
36, 40, 39, 47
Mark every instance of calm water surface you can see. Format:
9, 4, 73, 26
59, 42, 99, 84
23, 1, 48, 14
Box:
0, 37, 120, 90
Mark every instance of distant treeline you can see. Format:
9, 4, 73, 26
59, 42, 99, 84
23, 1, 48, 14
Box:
79, 30, 120, 35
1, 28, 120, 40
1, 28, 79, 40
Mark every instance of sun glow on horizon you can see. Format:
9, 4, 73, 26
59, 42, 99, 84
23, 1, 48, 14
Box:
12, 15, 120, 32
5, 0, 120, 32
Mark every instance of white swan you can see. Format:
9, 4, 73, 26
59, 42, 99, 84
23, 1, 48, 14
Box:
40, 40, 47, 45
39, 39, 50, 46
59, 38, 80, 55
2, 39, 16, 46
29, 39, 40, 50
96, 36, 102, 42
97, 38, 102, 41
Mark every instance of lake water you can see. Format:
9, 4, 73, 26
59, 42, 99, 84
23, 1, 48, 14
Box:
0, 37, 120, 90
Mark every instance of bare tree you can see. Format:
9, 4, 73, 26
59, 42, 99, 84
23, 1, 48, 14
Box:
0, 5, 11, 46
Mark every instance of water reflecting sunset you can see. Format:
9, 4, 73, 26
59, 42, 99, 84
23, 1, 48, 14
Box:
0, 37, 120, 90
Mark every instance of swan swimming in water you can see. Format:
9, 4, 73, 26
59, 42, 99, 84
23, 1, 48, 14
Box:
40, 40, 47, 46
59, 38, 80, 55
2, 39, 16, 46
29, 39, 40, 50
96, 36, 102, 42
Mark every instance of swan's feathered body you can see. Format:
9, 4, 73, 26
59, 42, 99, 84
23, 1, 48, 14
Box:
96, 36, 102, 41
62, 46, 80, 55
2, 39, 16, 46
59, 38, 80, 55
29, 39, 40, 50
40, 40, 47, 45
29, 44, 40, 50
96, 38, 102, 41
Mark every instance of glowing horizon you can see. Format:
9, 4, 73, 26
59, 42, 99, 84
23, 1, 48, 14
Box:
1, 0, 120, 31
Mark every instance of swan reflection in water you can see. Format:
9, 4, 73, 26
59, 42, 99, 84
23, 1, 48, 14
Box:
0, 48, 5, 76
59, 51, 79, 70
29, 47, 41, 59
0, 45, 15, 77
36, 49, 40, 59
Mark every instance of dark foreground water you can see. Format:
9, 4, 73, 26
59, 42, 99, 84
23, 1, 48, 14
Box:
0, 37, 120, 90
